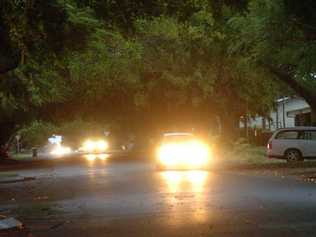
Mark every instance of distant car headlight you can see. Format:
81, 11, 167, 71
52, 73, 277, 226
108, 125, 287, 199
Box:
157, 141, 210, 167
83, 140, 95, 152
82, 140, 108, 152
50, 145, 71, 156
96, 140, 108, 151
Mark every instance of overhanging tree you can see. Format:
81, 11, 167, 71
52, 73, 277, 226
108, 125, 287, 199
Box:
230, 0, 316, 124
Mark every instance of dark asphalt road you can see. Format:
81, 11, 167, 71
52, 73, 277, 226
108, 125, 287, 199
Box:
1, 158, 316, 236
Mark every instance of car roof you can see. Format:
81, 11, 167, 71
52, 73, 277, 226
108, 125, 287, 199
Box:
276, 127, 316, 132
163, 132, 194, 137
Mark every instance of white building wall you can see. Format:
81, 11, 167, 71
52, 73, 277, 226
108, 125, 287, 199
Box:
241, 97, 310, 131
271, 97, 310, 130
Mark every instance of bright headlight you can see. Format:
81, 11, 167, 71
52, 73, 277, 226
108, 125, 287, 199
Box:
186, 142, 209, 164
157, 140, 210, 166
82, 139, 108, 152
96, 140, 108, 151
83, 140, 95, 151
158, 144, 180, 165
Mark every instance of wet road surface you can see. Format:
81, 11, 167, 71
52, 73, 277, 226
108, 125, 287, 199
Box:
1, 158, 316, 236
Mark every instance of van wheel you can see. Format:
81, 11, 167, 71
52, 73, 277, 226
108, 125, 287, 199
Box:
285, 149, 302, 163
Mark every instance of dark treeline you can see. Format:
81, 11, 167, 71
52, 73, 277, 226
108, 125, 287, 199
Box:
0, 0, 316, 143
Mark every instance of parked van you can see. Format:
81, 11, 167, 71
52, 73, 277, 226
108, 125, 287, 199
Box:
267, 127, 316, 162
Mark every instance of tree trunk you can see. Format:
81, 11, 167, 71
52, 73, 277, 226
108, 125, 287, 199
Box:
262, 117, 266, 130
243, 116, 248, 139
219, 113, 240, 142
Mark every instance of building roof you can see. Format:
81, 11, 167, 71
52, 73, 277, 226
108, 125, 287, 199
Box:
276, 97, 290, 103
275, 96, 307, 104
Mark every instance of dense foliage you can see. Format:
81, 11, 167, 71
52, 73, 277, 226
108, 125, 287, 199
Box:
1, 0, 315, 144
230, 0, 316, 120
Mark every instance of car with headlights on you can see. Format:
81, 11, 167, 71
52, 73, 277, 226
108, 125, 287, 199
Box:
76, 138, 110, 161
156, 132, 211, 170
78, 138, 109, 154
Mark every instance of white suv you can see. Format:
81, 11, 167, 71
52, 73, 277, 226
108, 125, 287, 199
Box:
267, 127, 316, 162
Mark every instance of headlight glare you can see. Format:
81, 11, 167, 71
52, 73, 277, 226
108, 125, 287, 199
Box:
157, 140, 210, 167
82, 139, 108, 152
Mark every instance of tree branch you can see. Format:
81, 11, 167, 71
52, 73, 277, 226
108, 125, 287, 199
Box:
266, 64, 316, 108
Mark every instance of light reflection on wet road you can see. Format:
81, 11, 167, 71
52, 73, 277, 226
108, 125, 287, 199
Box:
2, 160, 316, 236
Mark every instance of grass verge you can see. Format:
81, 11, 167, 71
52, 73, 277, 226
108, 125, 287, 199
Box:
0, 172, 18, 178
221, 144, 281, 165
10, 153, 33, 161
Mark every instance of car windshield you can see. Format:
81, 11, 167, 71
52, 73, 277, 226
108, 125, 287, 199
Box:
162, 134, 195, 143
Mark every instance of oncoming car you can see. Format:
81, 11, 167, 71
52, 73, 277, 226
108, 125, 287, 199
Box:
267, 127, 316, 162
156, 132, 211, 170
77, 138, 110, 161
81, 139, 109, 154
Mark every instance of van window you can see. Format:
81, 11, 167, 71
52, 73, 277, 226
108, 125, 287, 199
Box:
302, 131, 316, 141
276, 131, 299, 139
